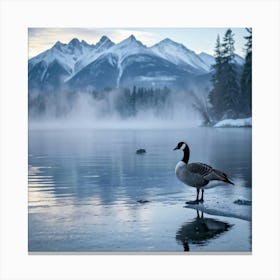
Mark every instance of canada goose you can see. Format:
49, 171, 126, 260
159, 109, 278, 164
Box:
173, 141, 234, 204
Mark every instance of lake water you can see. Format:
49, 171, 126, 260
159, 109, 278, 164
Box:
28, 127, 252, 252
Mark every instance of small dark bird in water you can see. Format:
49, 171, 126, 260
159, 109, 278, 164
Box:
136, 148, 146, 154
173, 141, 234, 204
137, 199, 150, 204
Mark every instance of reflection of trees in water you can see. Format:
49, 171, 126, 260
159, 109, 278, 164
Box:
176, 210, 232, 252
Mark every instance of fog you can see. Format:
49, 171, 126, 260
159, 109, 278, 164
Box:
28, 88, 203, 129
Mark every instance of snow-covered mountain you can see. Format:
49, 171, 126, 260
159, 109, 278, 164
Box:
28, 38, 94, 91
28, 35, 244, 92
233, 54, 245, 65
198, 51, 245, 71
29, 38, 94, 74
108, 35, 149, 61
67, 35, 199, 89
74, 36, 114, 73
198, 52, 216, 70
151, 39, 210, 73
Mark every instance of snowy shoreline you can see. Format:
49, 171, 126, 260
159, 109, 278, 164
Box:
213, 117, 252, 128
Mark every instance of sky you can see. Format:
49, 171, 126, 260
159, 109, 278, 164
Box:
28, 28, 248, 58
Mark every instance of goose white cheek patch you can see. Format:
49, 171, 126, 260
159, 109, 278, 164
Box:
180, 143, 186, 150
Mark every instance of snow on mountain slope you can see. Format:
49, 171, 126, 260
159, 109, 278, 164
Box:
67, 53, 119, 90
150, 38, 209, 73
74, 36, 114, 73
101, 35, 151, 87
29, 38, 94, 75
108, 35, 149, 61
198, 52, 215, 71
234, 54, 245, 65
118, 53, 192, 89
72, 35, 150, 86
198, 52, 245, 71
29, 35, 212, 88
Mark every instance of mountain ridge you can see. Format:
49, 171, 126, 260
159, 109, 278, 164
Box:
28, 35, 244, 92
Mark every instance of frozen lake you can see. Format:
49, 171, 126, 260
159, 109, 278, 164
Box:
28, 127, 252, 252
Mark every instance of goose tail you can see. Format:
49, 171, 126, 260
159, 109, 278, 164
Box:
224, 177, 234, 185
212, 168, 234, 185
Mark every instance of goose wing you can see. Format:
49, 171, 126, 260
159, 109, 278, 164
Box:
187, 163, 213, 177
187, 163, 233, 184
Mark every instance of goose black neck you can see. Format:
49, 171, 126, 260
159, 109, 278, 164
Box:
182, 144, 190, 164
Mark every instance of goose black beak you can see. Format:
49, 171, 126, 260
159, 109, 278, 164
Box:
173, 147, 179, 151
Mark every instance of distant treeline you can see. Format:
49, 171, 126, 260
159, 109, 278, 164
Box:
28, 86, 176, 119
92, 86, 172, 118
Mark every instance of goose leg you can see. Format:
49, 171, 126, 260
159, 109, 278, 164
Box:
199, 190, 204, 202
186, 189, 200, 204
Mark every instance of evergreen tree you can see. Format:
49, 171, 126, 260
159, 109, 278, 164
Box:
131, 85, 137, 116
208, 29, 241, 121
221, 28, 240, 118
208, 35, 224, 120
240, 28, 252, 116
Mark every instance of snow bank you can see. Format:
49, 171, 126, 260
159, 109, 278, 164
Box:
214, 117, 252, 128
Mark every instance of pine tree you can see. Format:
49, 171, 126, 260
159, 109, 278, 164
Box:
208, 29, 241, 121
240, 28, 252, 116
131, 85, 136, 116
208, 35, 224, 120
221, 29, 240, 118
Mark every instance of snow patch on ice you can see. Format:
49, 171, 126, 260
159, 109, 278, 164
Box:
185, 203, 251, 221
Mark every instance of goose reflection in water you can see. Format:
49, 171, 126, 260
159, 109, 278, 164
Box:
176, 210, 232, 252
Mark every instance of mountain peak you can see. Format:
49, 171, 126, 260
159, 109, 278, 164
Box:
118, 34, 144, 47
99, 35, 110, 43
157, 38, 179, 46
128, 34, 136, 41
95, 35, 114, 49
122, 34, 138, 43
156, 38, 190, 50
81, 39, 91, 46
161, 38, 174, 44
52, 41, 65, 51
54, 41, 63, 47
69, 38, 80, 46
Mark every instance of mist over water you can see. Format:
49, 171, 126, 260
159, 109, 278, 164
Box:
29, 89, 202, 129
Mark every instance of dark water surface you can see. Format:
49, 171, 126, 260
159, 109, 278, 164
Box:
28, 128, 252, 252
